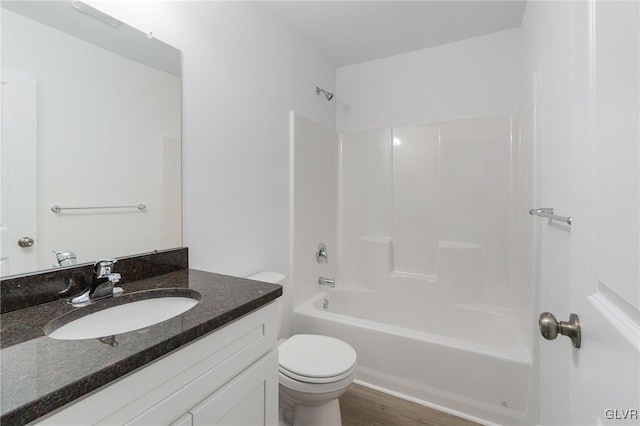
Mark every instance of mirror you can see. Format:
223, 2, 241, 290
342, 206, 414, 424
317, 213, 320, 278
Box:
1, 1, 182, 277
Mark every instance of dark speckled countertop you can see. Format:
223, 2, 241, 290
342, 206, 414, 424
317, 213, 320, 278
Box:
0, 268, 282, 425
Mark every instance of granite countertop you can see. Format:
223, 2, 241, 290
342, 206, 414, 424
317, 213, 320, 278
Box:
0, 269, 282, 425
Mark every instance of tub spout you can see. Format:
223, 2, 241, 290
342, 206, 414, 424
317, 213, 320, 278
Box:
318, 277, 335, 288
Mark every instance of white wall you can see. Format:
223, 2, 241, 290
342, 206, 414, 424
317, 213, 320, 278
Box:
336, 28, 522, 131
89, 1, 336, 270
2, 9, 181, 269
88, 1, 336, 336
290, 113, 338, 310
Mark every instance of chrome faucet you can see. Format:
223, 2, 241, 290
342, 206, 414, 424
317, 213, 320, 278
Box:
318, 277, 335, 288
70, 258, 123, 306
316, 243, 328, 264
52, 249, 79, 296
52, 249, 77, 268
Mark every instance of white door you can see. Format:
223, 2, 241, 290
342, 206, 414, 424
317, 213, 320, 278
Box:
0, 67, 38, 276
571, 1, 640, 424
538, 1, 640, 425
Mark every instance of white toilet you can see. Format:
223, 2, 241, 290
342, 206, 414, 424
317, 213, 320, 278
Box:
246, 272, 357, 426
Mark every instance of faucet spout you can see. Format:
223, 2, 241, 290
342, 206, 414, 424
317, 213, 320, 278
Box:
318, 276, 335, 288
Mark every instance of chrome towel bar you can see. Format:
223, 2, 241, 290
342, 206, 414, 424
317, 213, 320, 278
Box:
51, 204, 147, 213
529, 207, 572, 225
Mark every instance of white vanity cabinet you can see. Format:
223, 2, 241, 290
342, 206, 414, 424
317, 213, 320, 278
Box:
188, 350, 277, 426
33, 301, 279, 426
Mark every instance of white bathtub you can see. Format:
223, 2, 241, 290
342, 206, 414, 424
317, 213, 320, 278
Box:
293, 290, 537, 425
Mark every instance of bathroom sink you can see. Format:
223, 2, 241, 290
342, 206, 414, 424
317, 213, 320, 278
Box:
45, 289, 200, 340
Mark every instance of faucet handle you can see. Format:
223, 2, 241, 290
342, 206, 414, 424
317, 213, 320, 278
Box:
94, 258, 118, 276
316, 243, 328, 264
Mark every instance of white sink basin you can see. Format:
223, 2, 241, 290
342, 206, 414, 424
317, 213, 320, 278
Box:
46, 290, 200, 340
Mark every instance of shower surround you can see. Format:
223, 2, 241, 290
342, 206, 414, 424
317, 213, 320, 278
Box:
294, 114, 535, 425
339, 116, 514, 308
290, 28, 534, 426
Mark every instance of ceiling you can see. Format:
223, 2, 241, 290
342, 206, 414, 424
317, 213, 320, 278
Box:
2, 1, 181, 76
262, 1, 526, 67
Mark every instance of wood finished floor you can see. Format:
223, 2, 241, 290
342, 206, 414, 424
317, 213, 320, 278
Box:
340, 384, 482, 426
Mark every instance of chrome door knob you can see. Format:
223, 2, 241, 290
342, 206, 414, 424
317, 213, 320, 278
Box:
539, 312, 581, 348
18, 237, 35, 248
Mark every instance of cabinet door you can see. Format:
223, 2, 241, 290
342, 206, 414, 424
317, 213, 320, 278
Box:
190, 350, 278, 426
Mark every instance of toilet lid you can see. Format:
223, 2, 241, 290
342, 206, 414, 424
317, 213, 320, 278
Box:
278, 334, 357, 380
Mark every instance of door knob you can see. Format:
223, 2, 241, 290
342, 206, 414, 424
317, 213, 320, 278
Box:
539, 312, 581, 348
18, 237, 35, 248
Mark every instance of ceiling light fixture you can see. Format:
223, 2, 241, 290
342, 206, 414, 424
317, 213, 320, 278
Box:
71, 1, 121, 29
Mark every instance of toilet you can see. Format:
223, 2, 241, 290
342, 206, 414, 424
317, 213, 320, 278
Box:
246, 272, 357, 426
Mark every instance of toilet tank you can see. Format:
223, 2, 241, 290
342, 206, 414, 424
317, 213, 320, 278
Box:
246, 272, 285, 285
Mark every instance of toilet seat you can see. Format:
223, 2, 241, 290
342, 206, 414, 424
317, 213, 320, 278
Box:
279, 362, 357, 384
278, 334, 357, 384
279, 367, 357, 394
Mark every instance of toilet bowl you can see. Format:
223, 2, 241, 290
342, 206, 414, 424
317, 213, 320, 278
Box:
246, 272, 357, 426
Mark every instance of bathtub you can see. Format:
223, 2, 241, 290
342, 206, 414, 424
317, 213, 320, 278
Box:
293, 290, 537, 425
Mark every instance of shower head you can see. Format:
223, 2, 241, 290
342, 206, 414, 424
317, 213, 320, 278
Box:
316, 86, 334, 101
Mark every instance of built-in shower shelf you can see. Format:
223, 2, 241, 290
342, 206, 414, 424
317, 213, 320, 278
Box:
390, 270, 438, 282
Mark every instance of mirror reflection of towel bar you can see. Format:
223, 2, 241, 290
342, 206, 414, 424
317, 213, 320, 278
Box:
51, 204, 146, 213
529, 207, 572, 225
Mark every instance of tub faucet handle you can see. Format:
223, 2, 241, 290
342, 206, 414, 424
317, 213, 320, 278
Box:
316, 243, 328, 263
